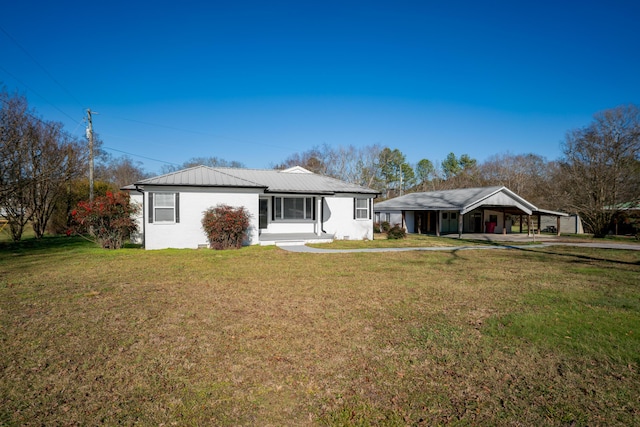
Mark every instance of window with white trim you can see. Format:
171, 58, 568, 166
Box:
273, 196, 315, 220
149, 192, 179, 223
355, 198, 370, 219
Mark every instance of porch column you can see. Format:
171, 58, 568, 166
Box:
402, 211, 406, 232
436, 211, 440, 237
537, 213, 542, 235
556, 216, 561, 236
458, 210, 463, 238
316, 197, 322, 236
519, 215, 523, 234
527, 215, 532, 236
502, 209, 507, 235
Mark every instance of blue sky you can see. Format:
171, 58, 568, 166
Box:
2, 1, 639, 174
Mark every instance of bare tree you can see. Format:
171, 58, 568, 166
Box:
96, 156, 149, 189
28, 121, 82, 239
560, 105, 640, 236
273, 148, 328, 174
356, 144, 383, 190
272, 144, 384, 191
477, 153, 556, 206
0, 90, 34, 240
0, 88, 86, 240
161, 156, 245, 174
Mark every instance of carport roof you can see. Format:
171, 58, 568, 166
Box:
374, 186, 539, 215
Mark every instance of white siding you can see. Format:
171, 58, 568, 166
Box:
323, 195, 374, 240
559, 215, 584, 234
144, 186, 260, 250
129, 192, 144, 244
403, 211, 414, 232
374, 210, 403, 227
483, 209, 511, 233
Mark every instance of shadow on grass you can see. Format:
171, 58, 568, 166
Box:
511, 245, 640, 266
0, 235, 142, 255
445, 248, 469, 264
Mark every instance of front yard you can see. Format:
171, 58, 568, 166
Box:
1, 237, 638, 425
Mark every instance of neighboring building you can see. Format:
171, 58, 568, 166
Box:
374, 186, 567, 237
609, 202, 640, 235
542, 214, 584, 235
124, 166, 378, 249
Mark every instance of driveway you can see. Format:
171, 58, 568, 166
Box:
279, 234, 640, 253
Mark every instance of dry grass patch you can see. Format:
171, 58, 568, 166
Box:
309, 233, 476, 249
0, 238, 639, 425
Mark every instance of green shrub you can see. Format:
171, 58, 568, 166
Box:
202, 204, 250, 250
380, 221, 391, 232
373, 222, 381, 233
386, 224, 406, 239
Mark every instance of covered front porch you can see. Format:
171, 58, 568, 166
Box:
402, 207, 567, 237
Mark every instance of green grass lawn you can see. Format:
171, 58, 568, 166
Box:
308, 233, 473, 249
1, 237, 639, 426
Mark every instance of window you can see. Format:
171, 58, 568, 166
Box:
354, 198, 370, 220
273, 197, 315, 220
149, 192, 179, 223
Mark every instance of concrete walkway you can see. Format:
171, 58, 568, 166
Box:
278, 236, 640, 253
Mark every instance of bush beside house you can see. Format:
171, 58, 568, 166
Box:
71, 191, 139, 249
201, 205, 250, 250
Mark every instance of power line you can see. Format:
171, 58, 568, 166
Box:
0, 25, 86, 109
0, 65, 82, 125
102, 146, 180, 166
0, 96, 81, 141
107, 114, 298, 152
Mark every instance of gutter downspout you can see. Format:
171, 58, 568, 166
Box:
135, 185, 145, 249
316, 197, 322, 236
321, 197, 326, 234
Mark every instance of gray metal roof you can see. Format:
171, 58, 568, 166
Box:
374, 186, 539, 215
135, 166, 264, 187
133, 166, 378, 195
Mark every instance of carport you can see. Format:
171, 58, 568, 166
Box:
374, 186, 567, 238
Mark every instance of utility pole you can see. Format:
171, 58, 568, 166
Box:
86, 109, 95, 201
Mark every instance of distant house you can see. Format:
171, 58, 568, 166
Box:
124, 166, 379, 249
374, 186, 567, 237
608, 202, 640, 235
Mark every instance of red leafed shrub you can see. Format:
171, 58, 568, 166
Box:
71, 191, 139, 249
202, 204, 251, 250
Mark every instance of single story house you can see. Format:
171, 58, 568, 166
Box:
374, 186, 567, 237
124, 165, 379, 249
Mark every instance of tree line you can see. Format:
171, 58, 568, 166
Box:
2, 84, 638, 239
275, 105, 640, 236
0, 87, 148, 241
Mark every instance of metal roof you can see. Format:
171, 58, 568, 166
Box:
374, 186, 539, 215
133, 166, 378, 195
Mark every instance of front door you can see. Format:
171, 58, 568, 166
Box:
442, 212, 459, 234
259, 199, 268, 229
472, 212, 482, 232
